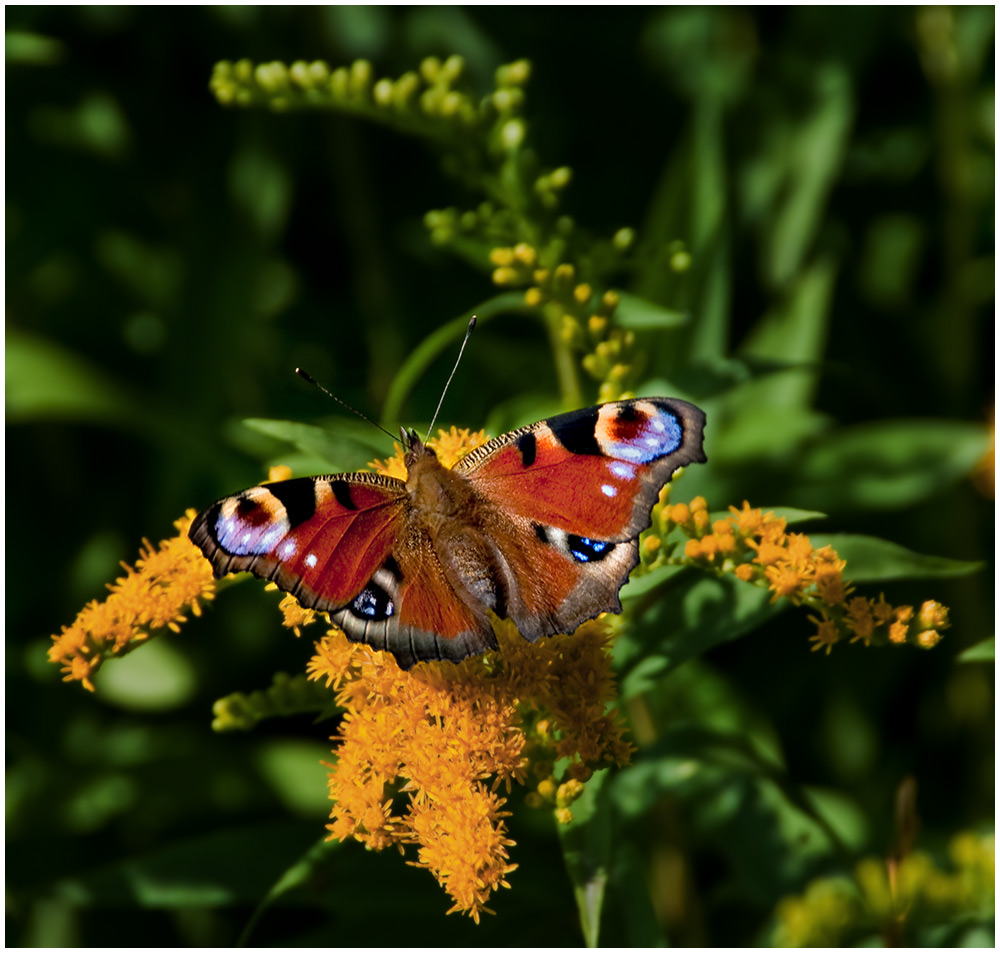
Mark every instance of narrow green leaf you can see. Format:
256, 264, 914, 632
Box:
614, 291, 688, 330
811, 534, 984, 582
380, 292, 529, 427
557, 770, 613, 947
957, 638, 994, 663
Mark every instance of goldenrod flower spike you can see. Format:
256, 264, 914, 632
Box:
648, 497, 951, 654
48, 510, 216, 691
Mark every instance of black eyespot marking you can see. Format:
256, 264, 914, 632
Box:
616, 402, 641, 422
566, 534, 615, 563
516, 431, 537, 467
236, 497, 258, 516
330, 479, 357, 511
547, 405, 602, 456
349, 581, 395, 621
533, 523, 549, 543
266, 479, 317, 528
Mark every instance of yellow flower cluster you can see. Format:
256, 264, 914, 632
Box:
48, 511, 215, 691
774, 831, 995, 946
281, 428, 632, 921
305, 617, 631, 923
653, 497, 949, 654
490, 243, 636, 402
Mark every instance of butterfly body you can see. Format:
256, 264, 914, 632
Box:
190, 397, 706, 669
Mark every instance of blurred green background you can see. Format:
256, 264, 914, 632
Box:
6, 6, 993, 947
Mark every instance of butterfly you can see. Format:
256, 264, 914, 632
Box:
189, 397, 706, 669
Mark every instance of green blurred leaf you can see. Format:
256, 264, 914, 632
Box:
6, 329, 135, 425
608, 842, 668, 946
95, 638, 198, 712
381, 292, 529, 427
763, 65, 853, 288
811, 534, 983, 582
49, 821, 320, 906
957, 638, 994, 663
787, 420, 991, 510
6, 30, 64, 65
254, 740, 332, 817
240, 417, 390, 472
557, 770, 612, 948
614, 291, 688, 330
617, 571, 782, 695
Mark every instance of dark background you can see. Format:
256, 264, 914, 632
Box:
7, 6, 994, 946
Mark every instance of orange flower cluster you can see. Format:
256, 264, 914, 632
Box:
48, 510, 215, 691
655, 497, 949, 654
305, 617, 632, 922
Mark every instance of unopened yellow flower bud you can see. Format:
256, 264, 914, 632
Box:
513, 242, 536, 266
420, 56, 441, 83
524, 287, 545, 308
588, 315, 607, 337
573, 283, 592, 304
613, 228, 635, 250
685, 538, 702, 559
536, 777, 556, 800
492, 266, 519, 285
602, 290, 620, 311
550, 166, 572, 189
690, 496, 708, 513
533, 268, 551, 286
555, 807, 574, 825
670, 503, 691, 525
642, 536, 661, 557
373, 78, 393, 106
693, 509, 710, 533
490, 247, 515, 266
670, 250, 692, 272
553, 263, 575, 286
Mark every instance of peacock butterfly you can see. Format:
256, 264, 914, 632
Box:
189, 398, 706, 669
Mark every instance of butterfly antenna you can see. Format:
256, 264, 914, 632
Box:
295, 368, 397, 443
427, 316, 477, 440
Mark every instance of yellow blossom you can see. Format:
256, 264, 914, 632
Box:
307, 617, 630, 921
48, 510, 216, 691
809, 615, 840, 654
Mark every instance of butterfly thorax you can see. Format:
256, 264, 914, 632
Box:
404, 443, 477, 525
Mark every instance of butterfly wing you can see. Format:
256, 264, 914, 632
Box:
189, 470, 498, 669
189, 472, 408, 609
455, 397, 707, 639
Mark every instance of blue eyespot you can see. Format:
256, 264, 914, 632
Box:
351, 584, 394, 620
567, 535, 614, 563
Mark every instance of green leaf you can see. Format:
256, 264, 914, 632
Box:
49, 821, 322, 907
6, 329, 135, 426
614, 291, 688, 330
557, 770, 613, 948
787, 420, 991, 510
380, 292, 529, 427
617, 571, 782, 696
239, 417, 389, 472
957, 638, 994, 663
811, 534, 984, 582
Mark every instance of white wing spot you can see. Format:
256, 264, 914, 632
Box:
305, 553, 318, 569
602, 484, 617, 497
